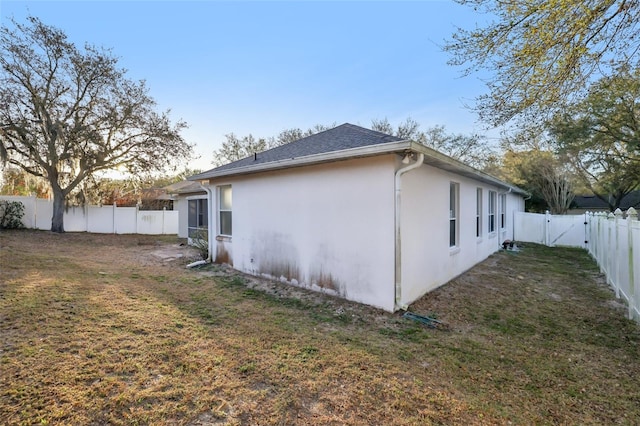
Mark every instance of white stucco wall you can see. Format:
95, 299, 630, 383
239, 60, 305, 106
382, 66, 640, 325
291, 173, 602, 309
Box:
209, 155, 398, 312
175, 197, 189, 238
173, 193, 207, 239
398, 164, 524, 307
205, 154, 525, 312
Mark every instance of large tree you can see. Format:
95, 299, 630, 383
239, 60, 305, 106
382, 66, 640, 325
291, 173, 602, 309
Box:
212, 124, 333, 166
0, 16, 192, 232
496, 149, 575, 214
212, 133, 269, 167
549, 66, 640, 210
213, 119, 497, 170
371, 117, 497, 170
445, 0, 640, 126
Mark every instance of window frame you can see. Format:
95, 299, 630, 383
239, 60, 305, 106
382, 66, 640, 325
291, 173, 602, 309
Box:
449, 182, 459, 248
500, 193, 507, 230
187, 197, 208, 239
476, 188, 483, 238
218, 185, 232, 237
488, 190, 497, 234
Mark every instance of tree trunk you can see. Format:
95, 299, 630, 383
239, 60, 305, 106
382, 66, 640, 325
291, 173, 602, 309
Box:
51, 187, 65, 233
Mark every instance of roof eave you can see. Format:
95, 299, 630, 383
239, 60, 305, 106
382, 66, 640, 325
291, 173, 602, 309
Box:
189, 140, 527, 197
410, 143, 528, 196
188, 140, 412, 181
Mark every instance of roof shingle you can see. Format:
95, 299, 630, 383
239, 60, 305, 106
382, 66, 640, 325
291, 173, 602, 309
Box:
210, 123, 403, 173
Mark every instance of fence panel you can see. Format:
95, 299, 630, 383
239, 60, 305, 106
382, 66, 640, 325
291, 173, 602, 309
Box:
514, 212, 546, 244
162, 211, 179, 235
87, 205, 115, 233
137, 211, 162, 235
548, 214, 586, 247
35, 198, 52, 230
64, 206, 88, 232
0, 195, 37, 228
514, 211, 586, 248
631, 219, 640, 319
587, 210, 639, 321
0, 195, 177, 235
114, 207, 137, 234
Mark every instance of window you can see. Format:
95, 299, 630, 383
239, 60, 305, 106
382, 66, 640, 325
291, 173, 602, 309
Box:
219, 185, 232, 236
449, 182, 459, 247
488, 190, 497, 234
500, 194, 507, 230
476, 188, 483, 238
188, 198, 208, 239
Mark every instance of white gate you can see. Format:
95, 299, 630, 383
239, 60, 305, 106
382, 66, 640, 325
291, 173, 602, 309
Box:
514, 211, 587, 248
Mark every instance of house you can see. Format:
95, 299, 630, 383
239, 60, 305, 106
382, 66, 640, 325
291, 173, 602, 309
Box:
567, 191, 640, 215
189, 123, 527, 312
163, 180, 207, 239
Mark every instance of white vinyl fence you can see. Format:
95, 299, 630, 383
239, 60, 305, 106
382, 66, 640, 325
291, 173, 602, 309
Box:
587, 209, 639, 321
514, 211, 587, 248
514, 209, 639, 321
0, 195, 178, 235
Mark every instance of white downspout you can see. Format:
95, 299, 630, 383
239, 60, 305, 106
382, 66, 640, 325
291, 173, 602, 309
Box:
201, 182, 215, 263
500, 187, 513, 249
394, 152, 424, 311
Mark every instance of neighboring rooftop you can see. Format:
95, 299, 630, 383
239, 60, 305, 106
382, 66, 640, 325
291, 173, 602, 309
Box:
163, 180, 206, 195
573, 191, 640, 210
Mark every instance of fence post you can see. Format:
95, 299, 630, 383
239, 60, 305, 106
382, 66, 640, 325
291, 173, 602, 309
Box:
31, 194, 37, 229
627, 207, 637, 320
545, 210, 551, 246
113, 202, 117, 234
162, 207, 166, 235
586, 212, 593, 256
598, 213, 605, 273
614, 209, 623, 296
585, 212, 590, 254
607, 212, 616, 295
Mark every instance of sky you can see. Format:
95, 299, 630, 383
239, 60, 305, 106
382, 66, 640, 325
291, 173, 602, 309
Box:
1, 0, 493, 172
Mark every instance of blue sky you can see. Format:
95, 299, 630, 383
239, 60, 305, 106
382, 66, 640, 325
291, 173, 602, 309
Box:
1, 0, 491, 171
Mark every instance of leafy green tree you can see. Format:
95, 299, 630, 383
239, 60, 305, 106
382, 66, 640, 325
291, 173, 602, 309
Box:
495, 149, 575, 214
213, 119, 497, 171
549, 66, 640, 211
0, 166, 51, 197
212, 133, 269, 167
371, 117, 422, 140
445, 0, 640, 126
212, 124, 334, 166
371, 117, 497, 170
0, 17, 192, 232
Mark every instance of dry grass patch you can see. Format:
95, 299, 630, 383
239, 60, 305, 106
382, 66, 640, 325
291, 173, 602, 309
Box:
1, 230, 639, 425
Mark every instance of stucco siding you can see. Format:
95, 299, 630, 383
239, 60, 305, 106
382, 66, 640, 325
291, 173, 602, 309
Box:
399, 164, 522, 307
175, 197, 189, 238
210, 155, 397, 312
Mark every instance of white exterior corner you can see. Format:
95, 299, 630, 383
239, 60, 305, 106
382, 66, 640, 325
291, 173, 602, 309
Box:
194, 147, 525, 312
191, 127, 526, 312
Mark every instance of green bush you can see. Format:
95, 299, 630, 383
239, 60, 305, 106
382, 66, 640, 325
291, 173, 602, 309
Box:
190, 228, 209, 260
0, 200, 26, 229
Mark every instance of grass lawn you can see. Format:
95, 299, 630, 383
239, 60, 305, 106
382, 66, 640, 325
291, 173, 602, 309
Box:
1, 230, 639, 425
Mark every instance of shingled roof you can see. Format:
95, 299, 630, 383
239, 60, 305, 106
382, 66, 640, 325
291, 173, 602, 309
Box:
204, 123, 402, 175
189, 123, 528, 196
573, 191, 640, 210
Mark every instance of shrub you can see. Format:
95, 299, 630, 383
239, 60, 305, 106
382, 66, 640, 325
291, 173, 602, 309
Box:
0, 200, 26, 229
190, 229, 209, 260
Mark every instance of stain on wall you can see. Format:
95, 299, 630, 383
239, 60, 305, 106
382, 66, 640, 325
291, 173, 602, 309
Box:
215, 241, 232, 265
260, 259, 301, 283
309, 271, 338, 292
